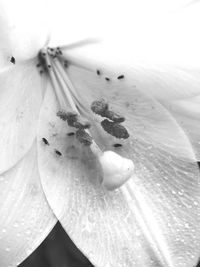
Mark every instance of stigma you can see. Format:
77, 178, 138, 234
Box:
37, 46, 134, 190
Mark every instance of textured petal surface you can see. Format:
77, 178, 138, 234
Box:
163, 96, 200, 160
37, 80, 200, 267
0, 142, 57, 267
55, 58, 197, 162
0, 59, 45, 173
61, 45, 200, 100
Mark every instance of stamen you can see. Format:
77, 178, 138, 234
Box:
57, 111, 91, 129
39, 47, 135, 191
101, 119, 129, 139
91, 98, 108, 116
76, 129, 93, 146
105, 110, 125, 123
91, 99, 125, 122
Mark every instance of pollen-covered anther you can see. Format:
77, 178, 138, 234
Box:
91, 98, 108, 116
57, 111, 91, 129
99, 151, 134, 190
105, 110, 125, 123
91, 99, 125, 122
76, 129, 93, 146
101, 119, 129, 139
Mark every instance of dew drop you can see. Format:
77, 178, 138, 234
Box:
13, 222, 19, 228
5, 247, 10, 252
2, 228, 6, 233
26, 229, 31, 235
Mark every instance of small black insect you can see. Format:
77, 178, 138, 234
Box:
113, 143, 122, 147
96, 69, 101, 75
10, 56, 15, 64
55, 149, 62, 156
105, 77, 110, 81
67, 132, 75, 136
42, 138, 49, 145
117, 75, 124, 80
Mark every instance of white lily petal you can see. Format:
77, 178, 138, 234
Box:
162, 96, 200, 160
0, 142, 57, 267
61, 44, 200, 101
0, 0, 49, 62
0, 59, 45, 174
37, 82, 200, 267
52, 54, 196, 162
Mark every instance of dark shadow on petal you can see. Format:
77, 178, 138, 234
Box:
18, 222, 94, 267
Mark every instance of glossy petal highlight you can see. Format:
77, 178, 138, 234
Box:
0, 143, 57, 267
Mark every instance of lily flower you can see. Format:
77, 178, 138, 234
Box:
1, 1, 200, 267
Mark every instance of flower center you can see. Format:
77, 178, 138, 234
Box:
37, 46, 134, 190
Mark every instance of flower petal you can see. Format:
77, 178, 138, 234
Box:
0, 0, 49, 63
37, 85, 200, 267
0, 142, 57, 267
162, 96, 200, 160
56, 58, 197, 162
0, 59, 45, 173
61, 45, 200, 100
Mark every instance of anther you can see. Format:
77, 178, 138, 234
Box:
10, 56, 15, 64
117, 75, 124, 80
105, 77, 110, 81
101, 119, 129, 139
57, 111, 90, 129
42, 138, 49, 145
76, 129, 93, 146
105, 110, 125, 123
91, 99, 125, 122
91, 98, 108, 116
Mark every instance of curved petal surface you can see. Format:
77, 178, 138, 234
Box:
0, 59, 45, 173
0, 142, 57, 267
37, 81, 200, 267
61, 45, 200, 100
163, 96, 200, 160
56, 59, 196, 162
0, 0, 49, 63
